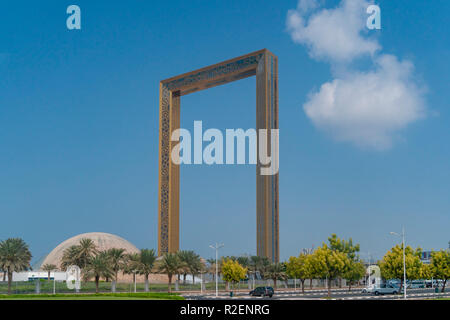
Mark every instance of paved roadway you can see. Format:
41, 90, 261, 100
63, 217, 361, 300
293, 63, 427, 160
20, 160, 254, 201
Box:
183, 288, 450, 300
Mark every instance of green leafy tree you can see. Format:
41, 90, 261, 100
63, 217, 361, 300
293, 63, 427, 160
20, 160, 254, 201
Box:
0, 238, 32, 295
236, 256, 250, 280
285, 254, 311, 293
328, 234, 360, 287
342, 260, 366, 291
138, 248, 157, 292
305, 253, 317, 289
379, 245, 423, 293
431, 250, 450, 292
42, 264, 57, 281
328, 234, 360, 260
308, 244, 350, 297
421, 263, 433, 281
157, 253, 183, 293
221, 258, 247, 290
83, 251, 113, 293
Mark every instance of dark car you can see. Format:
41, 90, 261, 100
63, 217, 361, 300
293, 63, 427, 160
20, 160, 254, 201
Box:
249, 286, 274, 297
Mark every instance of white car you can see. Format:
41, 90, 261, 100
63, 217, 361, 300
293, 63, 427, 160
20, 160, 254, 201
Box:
364, 284, 400, 295
361, 285, 375, 293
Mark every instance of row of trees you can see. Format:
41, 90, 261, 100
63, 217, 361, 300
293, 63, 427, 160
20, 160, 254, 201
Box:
284, 234, 364, 296
379, 245, 450, 293
214, 235, 364, 297
218, 235, 450, 297
2, 235, 450, 296
58, 239, 206, 293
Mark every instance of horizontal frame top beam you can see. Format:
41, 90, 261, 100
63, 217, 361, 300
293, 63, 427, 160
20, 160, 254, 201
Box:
160, 49, 270, 96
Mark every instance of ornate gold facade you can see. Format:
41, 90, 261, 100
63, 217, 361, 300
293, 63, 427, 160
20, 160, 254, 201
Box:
158, 49, 279, 262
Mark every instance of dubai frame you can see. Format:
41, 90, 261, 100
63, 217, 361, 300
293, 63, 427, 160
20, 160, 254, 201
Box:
158, 49, 279, 262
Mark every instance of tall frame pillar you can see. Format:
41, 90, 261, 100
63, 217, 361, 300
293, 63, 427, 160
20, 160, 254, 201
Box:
256, 51, 279, 262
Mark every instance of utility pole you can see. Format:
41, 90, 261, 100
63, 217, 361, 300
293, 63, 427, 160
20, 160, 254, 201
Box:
402, 227, 407, 300
390, 227, 407, 300
209, 243, 224, 297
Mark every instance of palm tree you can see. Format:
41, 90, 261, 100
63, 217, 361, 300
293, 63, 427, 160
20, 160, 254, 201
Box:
250, 256, 269, 282
42, 264, 57, 281
177, 250, 202, 285
206, 258, 216, 281
83, 251, 113, 293
157, 253, 183, 293
188, 254, 203, 285
0, 238, 32, 294
138, 249, 157, 292
60, 239, 98, 271
76, 238, 98, 269
123, 252, 141, 287
264, 263, 287, 289
237, 256, 250, 269
177, 250, 191, 284
106, 248, 126, 293
61, 245, 81, 270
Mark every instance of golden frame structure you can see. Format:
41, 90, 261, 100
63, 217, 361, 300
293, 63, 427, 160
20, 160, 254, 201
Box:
158, 49, 279, 262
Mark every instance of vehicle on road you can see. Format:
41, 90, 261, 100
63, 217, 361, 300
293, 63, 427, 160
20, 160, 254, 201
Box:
426, 279, 444, 288
249, 286, 274, 298
410, 280, 425, 288
365, 284, 399, 295
361, 285, 375, 293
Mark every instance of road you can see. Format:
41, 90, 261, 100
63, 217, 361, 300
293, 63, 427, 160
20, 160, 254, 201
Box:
183, 288, 450, 300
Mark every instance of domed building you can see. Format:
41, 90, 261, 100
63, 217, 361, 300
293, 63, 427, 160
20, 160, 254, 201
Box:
40, 232, 139, 268
40, 232, 168, 283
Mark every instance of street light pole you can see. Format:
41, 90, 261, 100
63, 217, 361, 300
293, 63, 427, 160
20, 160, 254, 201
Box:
209, 243, 224, 297
402, 227, 407, 300
390, 228, 407, 300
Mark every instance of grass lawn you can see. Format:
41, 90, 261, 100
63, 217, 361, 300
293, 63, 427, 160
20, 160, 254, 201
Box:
0, 292, 185, 300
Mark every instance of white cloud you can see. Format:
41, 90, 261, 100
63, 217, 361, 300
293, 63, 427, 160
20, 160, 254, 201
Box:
287, 0, 380, 62
287, 0, 427, 150
304, 55, 426, 150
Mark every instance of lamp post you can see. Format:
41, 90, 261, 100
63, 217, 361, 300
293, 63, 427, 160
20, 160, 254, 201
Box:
390, 227, 407, 300
209, 243, 224, 297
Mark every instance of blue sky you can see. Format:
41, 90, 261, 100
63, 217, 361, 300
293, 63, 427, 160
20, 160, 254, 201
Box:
0, 0, 449, 264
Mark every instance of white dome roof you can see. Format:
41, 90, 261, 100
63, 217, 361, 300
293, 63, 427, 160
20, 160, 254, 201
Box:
40, 232, 139, 269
